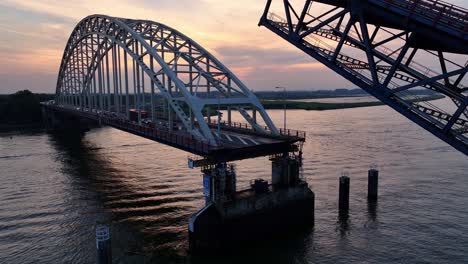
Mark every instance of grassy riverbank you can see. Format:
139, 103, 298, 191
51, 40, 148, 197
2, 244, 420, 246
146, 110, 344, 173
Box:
260, 95, 445, 111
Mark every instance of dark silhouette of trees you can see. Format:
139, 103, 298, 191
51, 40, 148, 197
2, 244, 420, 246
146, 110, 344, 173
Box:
0, 90, 53, 126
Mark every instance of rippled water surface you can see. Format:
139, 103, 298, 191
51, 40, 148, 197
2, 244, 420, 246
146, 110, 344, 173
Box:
1, 99, 467, 263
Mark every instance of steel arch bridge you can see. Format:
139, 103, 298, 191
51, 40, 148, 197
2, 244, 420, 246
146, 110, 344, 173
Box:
45, 15, 305, 164
55, 14, 280, 145
260, 0, 468, 155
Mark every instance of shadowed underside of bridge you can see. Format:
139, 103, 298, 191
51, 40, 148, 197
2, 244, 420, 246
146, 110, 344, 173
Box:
260, 0, 468, 155
45, 15, 305, 163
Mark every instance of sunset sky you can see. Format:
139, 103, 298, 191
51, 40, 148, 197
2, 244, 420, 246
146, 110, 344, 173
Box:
1, 0, 467, 94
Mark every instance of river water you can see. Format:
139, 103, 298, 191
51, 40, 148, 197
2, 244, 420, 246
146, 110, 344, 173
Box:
0, 99, 467, 263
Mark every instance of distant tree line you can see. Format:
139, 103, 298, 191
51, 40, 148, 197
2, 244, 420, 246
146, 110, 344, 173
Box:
0, 90, 54, 127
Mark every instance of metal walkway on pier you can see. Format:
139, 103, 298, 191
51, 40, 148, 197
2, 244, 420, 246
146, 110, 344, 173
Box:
259, 0, 468, 155
44, 15, 305, 163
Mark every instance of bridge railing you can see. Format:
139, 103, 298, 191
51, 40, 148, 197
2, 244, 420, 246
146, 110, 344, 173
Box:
268, 13, 377, 88
47, 104, 306, 154
266, 12, 454, 128
101, 116, 212, 154
210, 119, 306, 140
268, 11, 465, 89
48, 104, 213, 154
379, 0, 468, 33
273, 9, 462, 85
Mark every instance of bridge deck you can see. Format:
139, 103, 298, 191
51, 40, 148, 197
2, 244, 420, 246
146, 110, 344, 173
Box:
369, 0, 468, 35
314, 0, 468, 53
315, 0, 468, 33
43, 103, 305, 162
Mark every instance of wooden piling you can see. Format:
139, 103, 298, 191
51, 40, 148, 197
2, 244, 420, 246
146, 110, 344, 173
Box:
368, 168, 379, 201
339, 176, 350, 212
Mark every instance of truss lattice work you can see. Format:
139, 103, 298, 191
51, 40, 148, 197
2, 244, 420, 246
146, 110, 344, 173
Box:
56, 15, 279, 145
260, 0, 468, 155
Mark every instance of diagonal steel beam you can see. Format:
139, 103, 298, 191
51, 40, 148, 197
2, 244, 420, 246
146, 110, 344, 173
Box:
392, 67, 468, 95
299, 9, 348, 38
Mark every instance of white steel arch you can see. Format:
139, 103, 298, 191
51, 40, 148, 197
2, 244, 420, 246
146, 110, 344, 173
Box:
56, 15, 279, 145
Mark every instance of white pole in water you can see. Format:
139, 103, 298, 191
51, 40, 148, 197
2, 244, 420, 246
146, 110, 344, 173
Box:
95, 223, 112, 264
275, 86, 287, 132
217, 93, 221, 136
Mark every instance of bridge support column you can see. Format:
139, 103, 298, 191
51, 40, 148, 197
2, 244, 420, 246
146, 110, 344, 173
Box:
202, 163, 236, 206
42, 106, 61, 132
271, 153, 301, 187
188, 153, 314, 254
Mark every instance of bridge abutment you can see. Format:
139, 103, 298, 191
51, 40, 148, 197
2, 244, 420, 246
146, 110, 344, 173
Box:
41, 105, 97, 135
188, 154, 314, 253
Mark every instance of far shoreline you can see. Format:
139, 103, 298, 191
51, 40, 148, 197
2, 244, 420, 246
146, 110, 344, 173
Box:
0, 91, 445, 133
260, 95, 445, 111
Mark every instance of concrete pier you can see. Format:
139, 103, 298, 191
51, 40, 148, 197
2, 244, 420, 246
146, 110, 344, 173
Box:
188, 154, 314, 253
201, 163, 236, 205
271, 153, 301, 187
368, 168, 379, 201
189, 184, 314, 253
339, 175, 350, 212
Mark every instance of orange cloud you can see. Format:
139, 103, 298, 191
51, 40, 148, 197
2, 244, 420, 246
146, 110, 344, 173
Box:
270, 62, 325, 72
0, 48, 62, 75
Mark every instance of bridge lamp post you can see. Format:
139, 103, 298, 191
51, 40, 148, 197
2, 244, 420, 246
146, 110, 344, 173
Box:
217, 93, 221, 136
275, 86, 287, 132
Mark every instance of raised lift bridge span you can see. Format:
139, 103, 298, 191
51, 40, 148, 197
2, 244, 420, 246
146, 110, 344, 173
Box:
259, 0, 468, 155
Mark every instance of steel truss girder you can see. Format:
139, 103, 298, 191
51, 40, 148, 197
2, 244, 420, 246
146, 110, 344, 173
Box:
310, 26, 468, 121
56, 15, 279, 145
260, 0, 468, 155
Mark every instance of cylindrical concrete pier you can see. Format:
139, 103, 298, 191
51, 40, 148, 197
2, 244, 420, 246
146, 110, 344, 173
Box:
368, 168, 379, 201
96, 224, 112, 264
339, 176, 350, 212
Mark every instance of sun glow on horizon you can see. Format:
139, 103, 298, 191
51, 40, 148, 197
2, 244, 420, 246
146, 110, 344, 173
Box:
9, 0, 468, 93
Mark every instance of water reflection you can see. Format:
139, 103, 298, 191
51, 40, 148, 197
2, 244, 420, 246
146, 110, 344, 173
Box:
48, 132, 155, 261
367, 200, 378, 222
45, 130, 318, 263
337, 211, 351, 237
188, 225, 314, 264
2, 100, 468, 263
